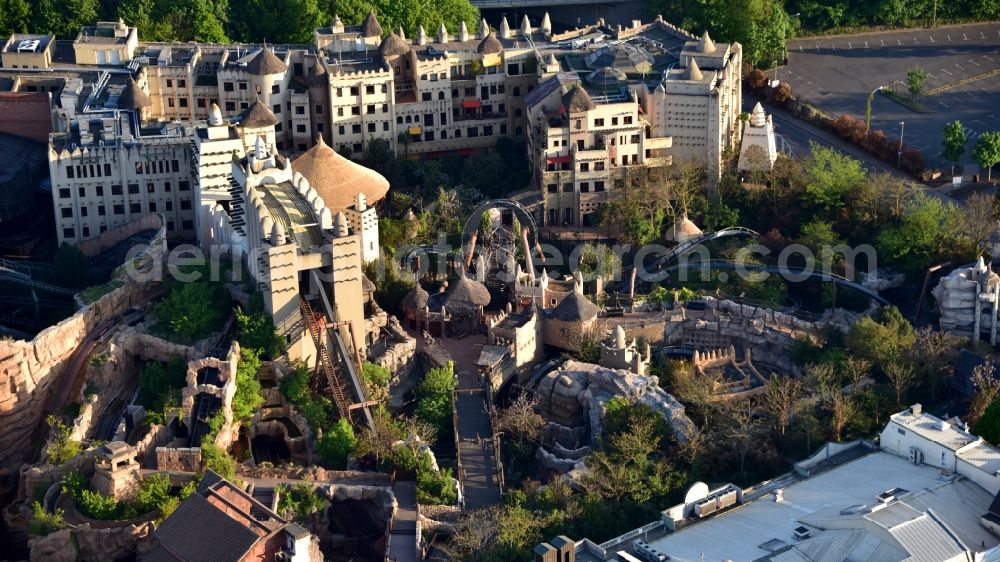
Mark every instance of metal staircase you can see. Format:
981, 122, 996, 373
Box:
300, 298, 354, 424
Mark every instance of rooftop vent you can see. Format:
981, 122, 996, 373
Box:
793, 526, 811, 540
938, 420, 951, 431
911, 403, 922, 415
17, 40, 40, 53
877, 487, 910, 503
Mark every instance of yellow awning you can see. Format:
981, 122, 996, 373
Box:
408, 126, 422, 135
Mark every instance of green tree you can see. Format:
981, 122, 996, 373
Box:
201, 443, 236, 478
845, 306, 916, 370
317, 418, 357, 469
32, 0, 99, 37
234, 295, 283, 359
414, 362, 456, 438
330, 0, 479, 40
803, 142, 866, 214
137, 355, 187, 416
156, 279, 226, 342
974, 395, 1000, 445
906, 66, 928, 98
876, 194, 960, 274
577, 243, 623, 282
942, 121, 968, 176
45, 415, 81, 465
228, 0, 327, 44
796, 219, 844, 264
134, 474, 173, 514
51, 243, 90, 289
0, 0, 31, 35
973, 131, 1000, 181
233, 347, 264, 422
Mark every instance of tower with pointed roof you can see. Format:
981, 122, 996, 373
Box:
737, 102, 777, 173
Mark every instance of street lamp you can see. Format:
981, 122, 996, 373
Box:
865, 85, 884, 133
897, 121, 905, 168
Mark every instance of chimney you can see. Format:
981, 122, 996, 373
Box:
911, 403, 922, 416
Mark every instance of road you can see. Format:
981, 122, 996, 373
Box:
782, 22, 1000, 171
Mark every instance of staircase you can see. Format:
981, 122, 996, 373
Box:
227, 176, 247, 236
300, 298, 354, 424
484, 250, 506, 291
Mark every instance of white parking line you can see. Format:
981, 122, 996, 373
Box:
881, 39, 885, 46
964, 33, 969, 40
970, 59, 981, 66
848, 42, 852, 48
930, 36, 935, 42
982, 32, 987, 39
942, 68, 954, 75
947, 34, 952, 41
864, 41, 869, 48
928, 73, 938, 79
897, 39, 903, 45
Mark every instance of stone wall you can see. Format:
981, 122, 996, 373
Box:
28, 522, 153, 562
76, 213, 162, 257
155, 447, 202, 472
0, 278, 163, 498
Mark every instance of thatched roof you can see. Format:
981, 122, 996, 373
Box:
362, 9, 382, 38
245, 48, 287, 76
476, 32, 503, 54
549, 292, 599, 322
239, 96, 278, 128
561, 86, 594, 113
119, 77, 151, 110
401, 284, 430, 311
379, 32, 410, 58
307, 57, 327, 86
291, 135, 389, 211
444, 275, 491, 310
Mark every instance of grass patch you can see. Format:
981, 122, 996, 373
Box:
79, 280, 124, 304
882, 89, 931, 113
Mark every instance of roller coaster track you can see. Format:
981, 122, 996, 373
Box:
0, 268, 78, 295
651, 259, 889, 306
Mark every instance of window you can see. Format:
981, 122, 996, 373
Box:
577, 140, 584, 150
595, 181, 605, 192
440, 130, 447, 139
353, 143, 362, 153
128, 184, 139, 194
383, 122, 389, 131
454, 129, 461, 138
351, 106, 360, 115
225, 101, 236, 111
60, 207, 73, 218
98, 205, 106, 216
180, 200, 191, 210
197, 98, 206, 108
78, 187, 85, 197
317, 124, 324, 133
80, 206, 88, 217
273, 104, 281, 114
438, 91, 445, 100
149, 202, 156, 212
238, 82, 248, 91
182, 220, 193, 230
440, 112, 447, 124
315, 104, 323, 114
337, 107, 344, 116
165, 201, 173, 211
513, 86, 520, 97
167, 98, 175, 108
421, 92, 431, 101
296, 124, 306, 133
611, 117, 619, 126
338, 126, 345, 135
62, 228, 75, 239
366, 85, 375, 94
352, 124, 361, 134
397, 116, 403, 124
178, 79, 186, 88
350, 86, 359, 95
366, 104, 375, 114
166, 79, 174, 88
500, 124, 507, 134
113, 204, 125, 215
547, 183, 557, 193
484, 125, 493, 135
467, 127, 478, 137
594, 118, 604, 127
146, 183, 155, 193
367, 123, 376, 132
630, 134, 640, 144
105, 163, 112, 176
562, 183, 573, 192
624, 116, 633, 125
298, 143, 307, 151
179, 98, 188, 108
382, 103, 388, 113
271, 84, 280, 94
96, 185, 104, 196
580, 162, 589, 172
465, 87, 475, 96
130, 203, 141, 213
224, 81, 234, 92
112, 184, 123, 195
66, 165, 74, 178
275, 122, 283, 132
179, 181, 190, 191
424, 114, 433, 126
164, 182, 171, 192
423, 131, 434, 141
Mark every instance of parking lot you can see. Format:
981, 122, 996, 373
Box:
781, 23, 1000, 171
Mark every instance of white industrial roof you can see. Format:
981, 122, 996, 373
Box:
646, 452, 995, 562
958, 439, 1000, 475
889, 410, 977, 451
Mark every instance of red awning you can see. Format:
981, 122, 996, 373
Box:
462, 99, 481, 109
546, 155, 570, 164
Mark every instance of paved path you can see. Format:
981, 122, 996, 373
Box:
387, 480, 419, 562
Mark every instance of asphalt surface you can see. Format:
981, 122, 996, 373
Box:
781, 23, 1000, 172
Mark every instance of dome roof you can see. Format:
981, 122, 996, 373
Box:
583, 43, 653, 74
307, 57, 327, 86
239, 96, 278, 128
476, 32, 503, 54
362, 9, 382, 38
119, 77, 151, 110
379, 32, 410, 58
561, 86, 595, 113
444, 275, 491, 310
291, 136, 389, 211
402, 284, 430, 311
245, 48, 287, 76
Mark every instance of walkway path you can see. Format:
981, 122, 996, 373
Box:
387, 480, 419, 562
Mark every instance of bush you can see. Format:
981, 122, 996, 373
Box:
232, 347, 264, 422
235, 294, 284, 359
76, 489, 135, 520
276, 483, 325, 520
45, 416, 81, 465
201, 444, 236, 479
317, 419, 357, 469
156, 279, 227, 342
137, 356, 187, 416
414, 362, 456, 440
29, 502, 65, 536
390, 446, 457, 505
134, 474, 172, 515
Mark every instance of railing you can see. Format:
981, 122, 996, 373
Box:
483, 385, 505, 495
300, 298, 353, 423
597, 520, 664, 550
451, 389, 465, 510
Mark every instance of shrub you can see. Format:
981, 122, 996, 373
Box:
317, 419, 357, 469
414, 362, 456, 439
156, 279, 227, 342
201, 444, 236, 479
232, 347, 264, 422
134, 474, 172, 514
45, 416, 81, 465
276, 483, 325, 520
235, 294, 284, 359
29, 502, 65, 536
